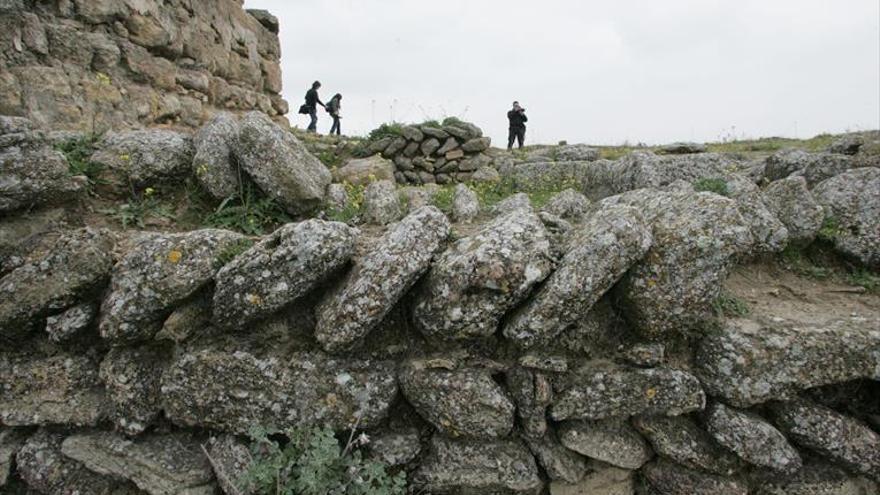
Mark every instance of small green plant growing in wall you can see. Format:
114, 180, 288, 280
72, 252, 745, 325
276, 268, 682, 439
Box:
693, 178, 730, 197
326, 182, 367, 224
240, 425, 406, 495
56, 134, 106, 193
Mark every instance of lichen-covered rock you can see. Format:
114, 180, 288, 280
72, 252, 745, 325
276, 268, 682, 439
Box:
660, 142, 707, 154
764, 150, 855, 186
413, 207, 554, 340
399, 362, 515, 439
207, 434, 255, 495
213, 220, 356, 329
315, 207, 450, 352
0, 120, 83, 212
367, 428, 422, 467
754, 460, 878, 495
524, 434, 589, 483
362, 179, 403, 225
0, 207, 66, 272
491, 192, 532, 214
91, 129, 194, 188
705, 402, 801, 474
556, 144, 600, 162
0, 353, 107, 426
770, 399, 880, 480
162, 350, 398, 433
100, 345, 169, 436
551, 365, 706, 421
623, 343, 666, 368
472, 165, 502, 183
401, 125, 424, 142
452, 183, 480, 222
333, 155, 395, 186
236, 111, 331, 215
608, 190, 752, 338
828, 135, 864, 155
44, 301, 97, 342
155, 290, 211, 343
642, 458, 748, 495
16, 429, 140, 494
548, 463, 634, 495
762, 176, 824, 244
0, 227, 113, 339
325, 182, 350, 211
506, 367, 553, 438
695, 317, 880, 407
0, 428, 28, 487
542, 189, 592, 219
61, 431, 216, 495
192, 112, 240, 200
632, 415, 740, 476
813, 167, 880, 268
100, 229, 246, 343
732, 189, 790, 254
504, 204, 652, 348
558, 420, 652, 470
413, 436, 543, 495
461, 136, 491, 153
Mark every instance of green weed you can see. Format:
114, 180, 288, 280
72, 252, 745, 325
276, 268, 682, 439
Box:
326, 182, 366, 224
240, 425, 406, 495
213, 238, 255, 269
100, 188, 176, 229
712, 292, 750, 318
693, 178, 730, 197
56, 134, 106, 193
203, 182, 292, 236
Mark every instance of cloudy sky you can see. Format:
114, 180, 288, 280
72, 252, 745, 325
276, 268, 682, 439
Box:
244, 0, 879, 146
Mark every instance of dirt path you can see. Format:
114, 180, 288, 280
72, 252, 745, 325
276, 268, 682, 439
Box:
725, 262, 880, 326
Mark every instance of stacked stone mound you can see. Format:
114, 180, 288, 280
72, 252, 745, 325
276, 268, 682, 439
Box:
367, 120, 494, 185
2, 140, 879, 493
0, 1, 287, 130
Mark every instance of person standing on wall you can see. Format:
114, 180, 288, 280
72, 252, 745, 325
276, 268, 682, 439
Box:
300, 81, 325, 133
327, 93, 342, 136
507, 101, 528, 150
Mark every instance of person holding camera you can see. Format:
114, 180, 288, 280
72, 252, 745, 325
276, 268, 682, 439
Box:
300, 81, 325, 133
507, 101, 528, 150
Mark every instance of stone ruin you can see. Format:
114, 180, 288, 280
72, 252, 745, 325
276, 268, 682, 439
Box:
0, 0, 288, 131
1, 3, 880, 495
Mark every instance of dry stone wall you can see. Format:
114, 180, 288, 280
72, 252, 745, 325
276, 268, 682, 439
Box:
0, 0, 288, 131
1, 114, 880, 494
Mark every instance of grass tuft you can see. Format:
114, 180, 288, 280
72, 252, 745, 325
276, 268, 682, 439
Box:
693, 178, 730, 197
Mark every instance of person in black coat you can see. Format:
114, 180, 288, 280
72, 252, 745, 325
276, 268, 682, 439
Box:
303, 81, 325, 132
327, 93, 342, 136
507, 101, 528, 150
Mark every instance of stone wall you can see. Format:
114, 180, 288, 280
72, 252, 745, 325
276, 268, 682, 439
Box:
1, 114, 880, 493
0, 0, 287, 131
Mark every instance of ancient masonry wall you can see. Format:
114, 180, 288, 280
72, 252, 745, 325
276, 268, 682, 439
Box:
0, 0, 288, 131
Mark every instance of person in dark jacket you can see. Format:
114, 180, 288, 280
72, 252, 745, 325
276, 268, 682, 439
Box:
304, 81, 325, 132
327, 93, 342, 136
507, 101, 528, 149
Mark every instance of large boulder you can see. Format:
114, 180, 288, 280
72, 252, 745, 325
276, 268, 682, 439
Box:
236, 112, 331, 215
362, 179, 403, 225
558, 419, 653, 469
333, 155, 395, 185
726, 177, 790, 254
770, 399, 880, 481
556, 144, 600, 162
100, 229, 246, 343
0, 353, 107, 427
192, 112, 240, 200
608, 190, 752, 338
0, 117, 83, 212
399, 362, 515, 439
100, 346, 169, 436
695, 317, 880, 407
633, 415, 740, 476
504, 204, 652, 348
0, 227, 114, 339
61, 431, 216, 495
551, 365, 706, 421
541, 188, 592, 219
315, 207, 450, 352
413, 207, 554, 340
161, 350, 398, 433
761, 176, 824, 244
764, 149, 855, 186
642, 458, 748, 495
91, 129, 194, 188
213, 220, 357, 329
704, 403, 801, 474
813, 167, 880, 268
412, 436, 543, 495
16, 430, 140, 494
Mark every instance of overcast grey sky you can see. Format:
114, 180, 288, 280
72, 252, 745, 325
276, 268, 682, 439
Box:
244, 0, 879, 146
